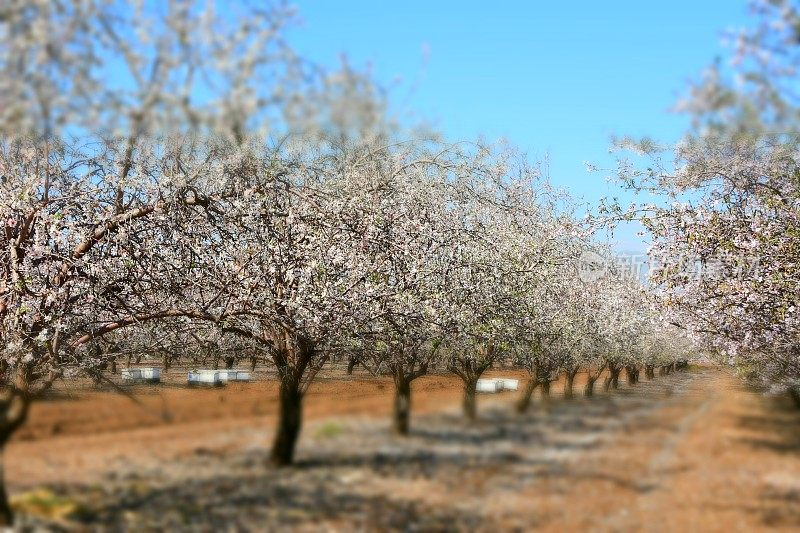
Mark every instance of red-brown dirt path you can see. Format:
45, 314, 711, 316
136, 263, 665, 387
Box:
7, 368, 528, 489
7, 367, 800, 531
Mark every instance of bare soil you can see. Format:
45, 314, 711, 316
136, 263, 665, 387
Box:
7, 366, 800, 531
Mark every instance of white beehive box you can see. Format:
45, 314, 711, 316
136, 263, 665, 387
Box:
140, 368, 161, 381
121, 368, 141, 381
122, 367, 160, 383
217, 369, 251, 382
494, 378, 519, 391
188, 369, 223, 386
476, 379, 502, 393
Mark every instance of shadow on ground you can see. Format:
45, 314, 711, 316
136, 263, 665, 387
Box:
731, 391, 800, 528
17, 372, 699, 531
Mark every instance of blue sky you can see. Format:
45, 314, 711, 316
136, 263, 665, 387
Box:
289, 1, 751, 253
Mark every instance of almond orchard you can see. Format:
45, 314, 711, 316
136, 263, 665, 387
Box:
1, 1, 797, 529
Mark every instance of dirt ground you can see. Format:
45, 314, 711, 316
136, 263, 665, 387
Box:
6, 366, 800, 531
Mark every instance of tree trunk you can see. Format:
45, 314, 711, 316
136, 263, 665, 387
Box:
626, 365, 637, 386
225, 356, 235, 370
462, 377, 478, 422
0, 446, 10, 528
346, 356, 358, 376
393, 375, 412, 435
564, 369, 578, 399
516, 378, 538, 413
604, 364, 621, 391
126, 354, 133, 368
585, 375, 598, 397
0, 391, 31, 526
250, 355, 258, 372
450, 356, 491, 422
269, 374, 303, 467
789, 386, 800, 409
0, 435, 14, 531
111, 359, 117, 374
268, 337, 322, 466
645, 365, 655, 380
163, 353, 170, 372
541, 380, 551, 399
